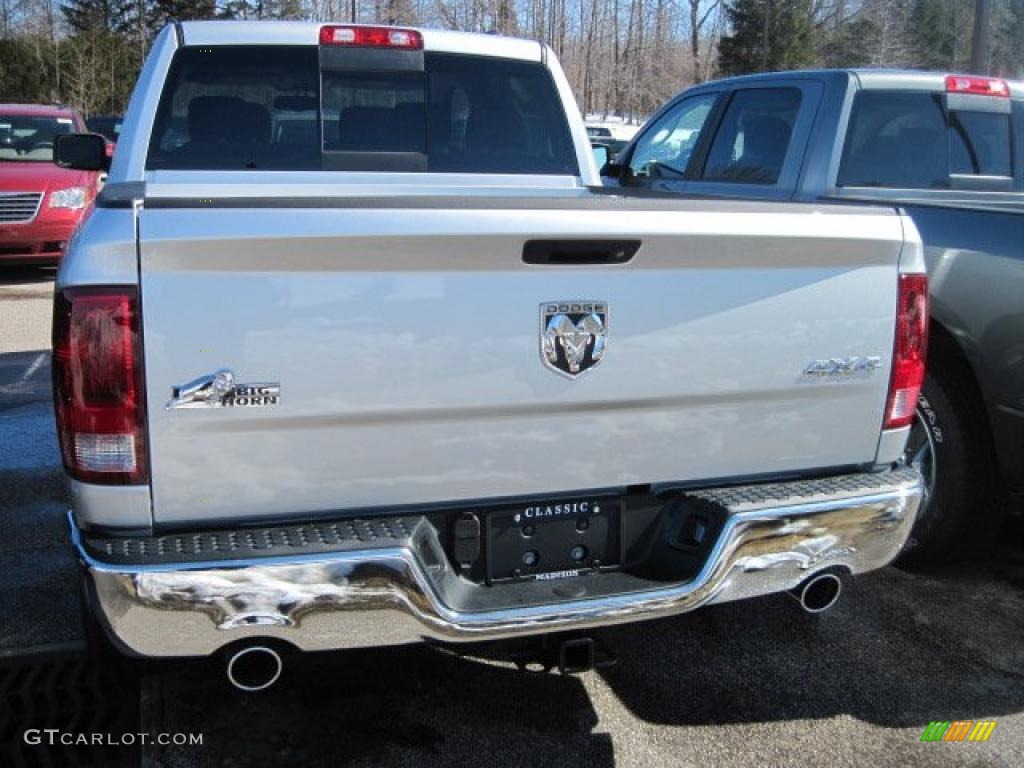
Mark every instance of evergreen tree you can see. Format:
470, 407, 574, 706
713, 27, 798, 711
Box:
908, 0, 960, 70
0, 37, 53, 102
149, 0, 216, 30
61, 0, 135, 34
992, 0, 1024, 77
820, 17, 881, 68
217, 0, 259, 19
718, 0, 816, 76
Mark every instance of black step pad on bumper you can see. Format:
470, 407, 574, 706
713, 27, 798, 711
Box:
82, 517, 422, 566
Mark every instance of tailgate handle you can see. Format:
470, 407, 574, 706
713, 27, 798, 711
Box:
522, 239, 640, 266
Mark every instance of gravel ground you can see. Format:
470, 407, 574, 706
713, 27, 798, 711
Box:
0, 274, 1021, 768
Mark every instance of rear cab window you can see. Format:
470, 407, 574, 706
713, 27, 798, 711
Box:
949, 109, 1012, 177
838, 90, 1015, 189
146, 45, 579, 175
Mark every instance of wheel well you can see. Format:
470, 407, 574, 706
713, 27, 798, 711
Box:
927, 319, 998, 460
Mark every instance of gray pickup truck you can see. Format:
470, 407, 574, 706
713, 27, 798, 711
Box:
54, 23, 925, 688
605, 69, 1023, 563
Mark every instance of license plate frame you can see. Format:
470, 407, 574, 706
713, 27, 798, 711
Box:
485, 498, 622, 583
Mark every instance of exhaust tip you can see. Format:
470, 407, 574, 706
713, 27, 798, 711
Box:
794, 572, 843, 614
226, 645, 282, 692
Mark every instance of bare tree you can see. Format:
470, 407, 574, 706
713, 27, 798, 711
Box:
688, 0, 720, 84
2, 0, 1021, 123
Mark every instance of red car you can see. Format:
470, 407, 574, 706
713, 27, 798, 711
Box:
0, 104, 103, 265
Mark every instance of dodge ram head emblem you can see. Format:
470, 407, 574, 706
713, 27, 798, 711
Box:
166, 370, 280, 409
540, 302, 608, 378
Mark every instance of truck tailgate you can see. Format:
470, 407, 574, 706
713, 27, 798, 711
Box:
138, 196, 903, 526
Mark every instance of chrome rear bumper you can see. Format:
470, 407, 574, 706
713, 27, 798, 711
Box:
73, 469, 922, 657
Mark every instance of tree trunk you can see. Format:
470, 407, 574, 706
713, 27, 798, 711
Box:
690, 0, 701, 84
969, 0, 992, 74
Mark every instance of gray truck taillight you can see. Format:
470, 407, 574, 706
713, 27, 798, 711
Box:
945, 74, 1010, 97
52, 287, 148, 484
884, 274, 929, 430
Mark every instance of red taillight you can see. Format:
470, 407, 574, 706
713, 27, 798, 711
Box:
319, 25, 423, 50
945, 74, 1009, 98
884, 274, 929, 430
52, 287, 147, 484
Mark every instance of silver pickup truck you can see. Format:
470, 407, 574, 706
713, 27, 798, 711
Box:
54, 22, 925, 688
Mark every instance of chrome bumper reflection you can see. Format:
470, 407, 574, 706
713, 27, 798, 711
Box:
73, 470, 922, 657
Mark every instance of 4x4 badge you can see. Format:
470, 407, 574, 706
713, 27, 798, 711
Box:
166, 370, 280, 409
540, 302, 608, 378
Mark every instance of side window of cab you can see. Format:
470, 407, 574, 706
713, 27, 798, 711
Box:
700, 87, 803, 184
685, 81, 821, 199
627, 93, 719, 181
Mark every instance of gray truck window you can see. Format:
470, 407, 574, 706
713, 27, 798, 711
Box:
949, 110, 1011, 177
629, 93, 717, 179
838, 91, 1013, 188
147, 47, 578, 175
838, 93, 947, 188
701, 88, 801, 184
